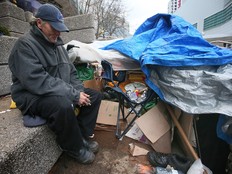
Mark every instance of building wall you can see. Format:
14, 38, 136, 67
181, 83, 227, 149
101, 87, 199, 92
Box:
173, 0, 232, 41
168, 0, 182, 14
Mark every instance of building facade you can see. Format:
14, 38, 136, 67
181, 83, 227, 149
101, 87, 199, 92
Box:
172, 0, 232, 44
168, 0, 182, 14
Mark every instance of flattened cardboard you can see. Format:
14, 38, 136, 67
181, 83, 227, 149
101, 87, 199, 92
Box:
135, 102, 171, 153
96, 100, 118, 126
135, 102, 170, 144
129, 143, 149, 156
125, 123, 150, 144
149, 130, 171, 153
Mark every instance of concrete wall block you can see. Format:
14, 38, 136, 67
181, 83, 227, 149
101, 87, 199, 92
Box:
0, 65, 11, 96
64, 14, 95, 31
0, 108, 62, 174
0, 17, 30, 34
0, 1, 26, 21
0, 129, 61, 174
9, 32, 24, 38
61, 28, 96, 44
24, 11, 33, 23
0, 35, 18, 64
57, 0, 78, 17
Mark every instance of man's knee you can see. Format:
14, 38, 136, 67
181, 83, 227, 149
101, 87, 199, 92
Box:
56, 96, 73, 110
42, 96, 73, 112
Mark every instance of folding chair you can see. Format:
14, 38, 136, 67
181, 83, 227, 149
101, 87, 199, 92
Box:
101, 60, 158, 139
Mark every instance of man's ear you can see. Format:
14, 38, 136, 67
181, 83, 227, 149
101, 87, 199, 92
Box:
36, 18, 43, 29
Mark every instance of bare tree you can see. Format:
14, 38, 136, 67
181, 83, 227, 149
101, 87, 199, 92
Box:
78, 0, 129, 39
78, 0, 95, 14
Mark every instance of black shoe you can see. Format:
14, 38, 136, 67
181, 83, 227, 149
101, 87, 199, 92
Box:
66, 147, 95, 164
83, 139, 99, 153
147, 151, 193, 173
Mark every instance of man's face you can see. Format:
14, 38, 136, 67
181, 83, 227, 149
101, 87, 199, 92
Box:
37, 18, 60, 43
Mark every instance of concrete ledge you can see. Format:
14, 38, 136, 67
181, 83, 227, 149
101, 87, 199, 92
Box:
0, 96, 62, 174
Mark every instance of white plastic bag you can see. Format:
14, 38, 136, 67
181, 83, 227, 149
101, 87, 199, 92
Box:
187, 159, 212, 174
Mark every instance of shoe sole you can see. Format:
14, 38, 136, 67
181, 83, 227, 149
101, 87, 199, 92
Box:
66, 152, 95, 164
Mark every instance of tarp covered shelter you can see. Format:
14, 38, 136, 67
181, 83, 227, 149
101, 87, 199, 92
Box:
102, 13, 232, 117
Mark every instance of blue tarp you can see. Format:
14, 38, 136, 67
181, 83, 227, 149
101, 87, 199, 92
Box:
102, 13, 232, 117
217, 115, 232, 144
103, 13, 232, 66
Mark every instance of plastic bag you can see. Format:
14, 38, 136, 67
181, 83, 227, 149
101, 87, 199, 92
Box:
76, 64, 94, 81
187, 159, 212, 174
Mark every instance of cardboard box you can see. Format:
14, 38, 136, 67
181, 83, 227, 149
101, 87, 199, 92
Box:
175, 111, 194, 158
96, 100, 119, 126
127, 71, 145, 83
125, 123, 150, 144
179, 112, 193, 140
135, 102, 172, 153
83, 79, 103, 91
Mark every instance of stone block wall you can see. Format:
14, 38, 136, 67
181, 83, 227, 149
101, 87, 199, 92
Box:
0, 2, 96, 96
0, 1, 30, 37
0, 36, 17, 96
62, 14, 96, 44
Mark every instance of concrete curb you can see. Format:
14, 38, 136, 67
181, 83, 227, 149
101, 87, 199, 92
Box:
0, 96, 62, 174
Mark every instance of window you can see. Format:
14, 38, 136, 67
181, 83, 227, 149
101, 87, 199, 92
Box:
204, 3, 232, 30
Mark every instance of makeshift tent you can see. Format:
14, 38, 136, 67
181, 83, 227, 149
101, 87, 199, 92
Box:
102, 13, 232, 117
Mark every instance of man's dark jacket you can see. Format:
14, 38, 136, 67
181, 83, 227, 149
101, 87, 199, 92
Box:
8, 25, 83, 114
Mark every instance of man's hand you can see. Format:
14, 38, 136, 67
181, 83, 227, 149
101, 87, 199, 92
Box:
78, 92, 91, 107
